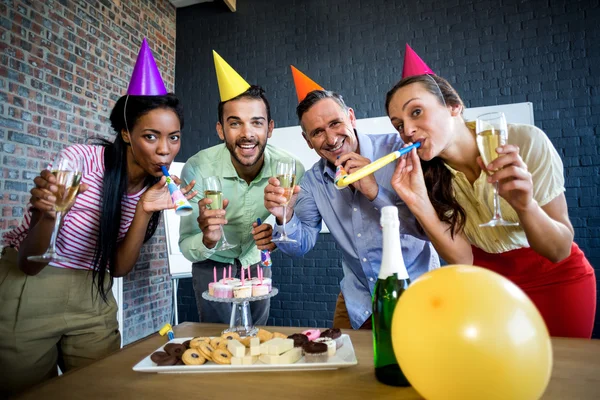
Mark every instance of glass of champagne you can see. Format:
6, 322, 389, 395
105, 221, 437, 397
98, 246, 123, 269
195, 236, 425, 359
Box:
203, 176, 235, 251
28, 151, 83, 263
271, 158, 297, 243
476, 112, 519, 228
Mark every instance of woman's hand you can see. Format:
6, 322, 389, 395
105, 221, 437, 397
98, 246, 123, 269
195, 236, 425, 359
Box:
139, 176, 197, 215
479, 144, 533, 213
30, 169, 89, 217
391, 144, 430, 211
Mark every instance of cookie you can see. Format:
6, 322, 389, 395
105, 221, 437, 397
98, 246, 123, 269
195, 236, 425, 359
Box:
221, 332, 241, 341
287, 333, 309, 348
272, 332, 287, 339
210, 337, 228, 350
164, 343, 186, 358
190, 337, 211, 349
196, 342, 215, 361
150, 351, 169, 364
238, 336, 253, 347
257, 328, 273, 343
182, 348, 206, 365
156, 354, 178, 366
212, 348, 233, 365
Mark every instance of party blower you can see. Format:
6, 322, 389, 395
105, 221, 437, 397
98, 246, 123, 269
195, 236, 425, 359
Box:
161, 166, 193, 216
335, 142, 421, 188
256, 218, 272, 267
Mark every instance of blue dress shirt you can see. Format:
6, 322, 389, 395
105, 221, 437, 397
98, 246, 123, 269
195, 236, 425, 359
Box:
274, 132, 440, 328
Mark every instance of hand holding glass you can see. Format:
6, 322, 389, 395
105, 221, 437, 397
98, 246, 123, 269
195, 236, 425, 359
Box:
476, 112, 519, 228
271, 158, 297, 243
203, 176, 235, 251
28, 152, 83, 263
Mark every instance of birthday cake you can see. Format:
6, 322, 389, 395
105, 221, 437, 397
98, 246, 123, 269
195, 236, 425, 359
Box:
209, 265, 272, 298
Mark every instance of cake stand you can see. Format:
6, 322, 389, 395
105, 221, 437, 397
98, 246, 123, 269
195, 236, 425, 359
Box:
202, 288, 278, 337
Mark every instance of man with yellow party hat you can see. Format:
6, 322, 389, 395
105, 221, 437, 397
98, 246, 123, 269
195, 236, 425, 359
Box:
263, 65, 439, 330
179, 51, 304, 325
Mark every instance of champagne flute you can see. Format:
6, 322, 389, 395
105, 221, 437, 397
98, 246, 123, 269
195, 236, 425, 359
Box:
271, 158, 298, 243
476, 112, 519, 228
203, 176, 235, 251
28, 151, 83, 263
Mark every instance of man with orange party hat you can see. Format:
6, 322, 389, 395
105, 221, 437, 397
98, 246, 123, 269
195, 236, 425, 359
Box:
264, 63, 439, 330
179, 52, 304, 325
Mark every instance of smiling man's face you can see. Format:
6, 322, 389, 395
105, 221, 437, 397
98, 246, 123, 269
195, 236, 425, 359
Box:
217, 97, 273, 170
300, 98, 359, 165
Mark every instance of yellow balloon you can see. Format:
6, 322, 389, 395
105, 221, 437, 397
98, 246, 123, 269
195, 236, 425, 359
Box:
391, 265, 552, 400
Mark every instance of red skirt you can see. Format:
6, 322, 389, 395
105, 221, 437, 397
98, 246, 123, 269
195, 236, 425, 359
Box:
472, 243, 596, 338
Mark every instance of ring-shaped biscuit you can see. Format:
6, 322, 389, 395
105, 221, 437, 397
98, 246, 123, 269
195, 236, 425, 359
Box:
163, 343, 186, 358
150, 351, 169, 364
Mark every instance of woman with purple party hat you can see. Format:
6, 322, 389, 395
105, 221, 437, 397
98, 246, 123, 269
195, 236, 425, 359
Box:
0, 38, 195, 397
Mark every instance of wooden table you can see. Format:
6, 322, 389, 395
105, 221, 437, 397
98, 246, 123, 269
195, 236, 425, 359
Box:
16, 323, 600, 399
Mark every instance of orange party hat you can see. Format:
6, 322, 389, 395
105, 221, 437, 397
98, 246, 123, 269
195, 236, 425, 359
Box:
291, 65, 324, 103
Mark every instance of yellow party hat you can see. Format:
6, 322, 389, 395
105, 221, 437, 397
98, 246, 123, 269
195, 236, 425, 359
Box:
213, 50, 251, 102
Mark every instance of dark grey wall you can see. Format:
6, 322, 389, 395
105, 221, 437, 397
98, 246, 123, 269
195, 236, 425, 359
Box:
175, 0, 600, 337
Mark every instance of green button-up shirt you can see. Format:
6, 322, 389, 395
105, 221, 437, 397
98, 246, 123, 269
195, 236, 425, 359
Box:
179, 143, 305, 266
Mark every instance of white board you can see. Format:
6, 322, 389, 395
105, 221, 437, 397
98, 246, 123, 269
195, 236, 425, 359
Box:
164, 102, 534, 277
268, 102, 534, 180
268, 101, 534, 232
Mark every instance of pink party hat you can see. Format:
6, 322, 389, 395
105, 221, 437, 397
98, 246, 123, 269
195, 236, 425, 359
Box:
127, 38, 168, 95
402, 44, 435, 79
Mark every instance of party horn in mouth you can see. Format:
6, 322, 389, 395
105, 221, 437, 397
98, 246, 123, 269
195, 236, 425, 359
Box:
161, 166, 193, 216
334, 142, 421, 188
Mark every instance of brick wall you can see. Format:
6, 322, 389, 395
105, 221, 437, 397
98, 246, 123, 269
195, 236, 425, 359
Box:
175, 0, 600, 337
0, 0, 177, 345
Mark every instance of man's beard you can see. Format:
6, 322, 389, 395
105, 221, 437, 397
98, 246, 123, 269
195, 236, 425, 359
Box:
226, 139, 267, 168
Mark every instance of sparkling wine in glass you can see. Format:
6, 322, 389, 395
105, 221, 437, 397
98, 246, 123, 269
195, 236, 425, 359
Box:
271, 158, 297, 243
476, 112, 519, 228
28, 152, 83, 263
203, 176, 235, 251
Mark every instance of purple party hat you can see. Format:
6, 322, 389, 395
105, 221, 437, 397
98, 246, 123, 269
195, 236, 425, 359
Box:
126, 38, 168, 96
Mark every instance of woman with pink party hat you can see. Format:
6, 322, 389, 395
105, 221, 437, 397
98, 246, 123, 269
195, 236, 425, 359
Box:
384, 44, 596, 339
0, 39, 196, 397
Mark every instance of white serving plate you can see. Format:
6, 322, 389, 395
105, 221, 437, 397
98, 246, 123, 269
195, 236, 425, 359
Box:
133, 334, 358, 373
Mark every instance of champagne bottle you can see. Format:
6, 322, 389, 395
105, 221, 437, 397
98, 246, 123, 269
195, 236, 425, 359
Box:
372, 206, 411, 386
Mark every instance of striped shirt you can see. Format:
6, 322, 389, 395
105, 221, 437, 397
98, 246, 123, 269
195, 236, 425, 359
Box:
2, 144, 147, 271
